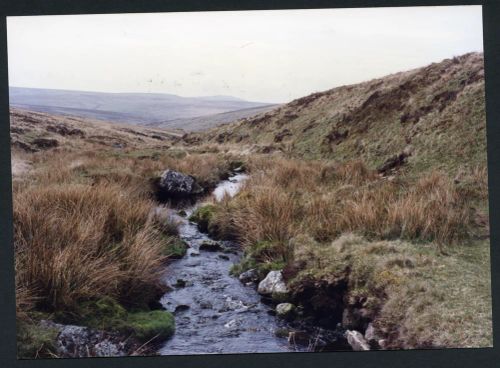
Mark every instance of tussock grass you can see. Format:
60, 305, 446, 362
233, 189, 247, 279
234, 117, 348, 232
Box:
14, 182, 165, 310
13, 146, 234, 318
210, 157, 487, 251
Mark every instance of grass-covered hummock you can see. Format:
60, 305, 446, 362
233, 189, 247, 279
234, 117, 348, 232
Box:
207, 156, 491, 349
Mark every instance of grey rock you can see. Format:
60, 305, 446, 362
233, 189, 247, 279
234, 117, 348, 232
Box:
158, 169, 203, 197
174, 304, 191, 313
239, 268, 259, 283
364, 323, 377, 342
257, 270, 288, 298
39, 320, 128, 358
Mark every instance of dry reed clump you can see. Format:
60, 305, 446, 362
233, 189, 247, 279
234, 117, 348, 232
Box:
387, 171, 471, 243
13, 181, 167, 311
13, 148, 237, 317
211, 157, 487, 249
232, 184, 301, 247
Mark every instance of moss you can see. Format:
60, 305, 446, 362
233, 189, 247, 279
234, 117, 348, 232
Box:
17, 321, 58, 359
230, 241, 287, 280
64, 297, 175, 343
72, 297, 128, 331
189, 204, 217, 233
123, 310, 175, 342
162, 238, 188, 259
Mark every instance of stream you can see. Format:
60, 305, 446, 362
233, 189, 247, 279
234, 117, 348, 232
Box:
157, 173, 308, 355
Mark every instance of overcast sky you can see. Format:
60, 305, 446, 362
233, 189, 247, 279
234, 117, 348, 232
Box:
7, 6, 483, 103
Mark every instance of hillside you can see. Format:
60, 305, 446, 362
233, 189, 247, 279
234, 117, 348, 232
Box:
144, 104, 280, 132
9, 87, 273, 126
10, 107, 182, 158
10, 52, 491, 357
193, 52, 486, 176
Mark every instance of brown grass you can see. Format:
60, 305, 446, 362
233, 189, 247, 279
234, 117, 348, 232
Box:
212, 157, 487, 251
14, 182, 166, 310
210, 156, 490, 349
13, 145, 235, 315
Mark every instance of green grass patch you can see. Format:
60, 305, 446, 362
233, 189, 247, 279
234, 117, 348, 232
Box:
189, 204, 217, 233
59, 297, 175, 344
17, 322, 58, 359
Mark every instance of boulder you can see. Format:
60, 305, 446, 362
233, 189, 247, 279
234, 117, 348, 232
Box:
345, 330, 370, 351
257, 271, 289, 299
275, 303, 296, 320
157, 169, 204, 198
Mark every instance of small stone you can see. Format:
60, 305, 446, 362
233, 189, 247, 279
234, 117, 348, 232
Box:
224, 319, 240, 329
345, 330, 370, 351
218, 254, 230, 260
275, 303, 296, 320
199, 301, 213, 309
199, 240, 223, 252
239, 269, 259, 283
174, 279, 186, 288
174, 305, 190, 313
364, 323, 376, 342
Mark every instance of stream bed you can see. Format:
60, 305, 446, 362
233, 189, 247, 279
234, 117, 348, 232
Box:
157, 174, 308, 355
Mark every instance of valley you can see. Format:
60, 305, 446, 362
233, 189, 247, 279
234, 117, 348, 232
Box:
11, 52, 492, 358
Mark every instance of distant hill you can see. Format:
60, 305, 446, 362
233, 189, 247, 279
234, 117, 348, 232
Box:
194, 52, 486, 175
145, 104, 280, 132
9, 87, 273, 126
9, 107, 183, 155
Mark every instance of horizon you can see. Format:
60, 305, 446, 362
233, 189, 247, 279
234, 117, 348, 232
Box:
7, 6, 483, 103
7, 50, 483, 105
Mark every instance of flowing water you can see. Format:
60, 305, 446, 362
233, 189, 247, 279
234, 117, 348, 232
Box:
158, 174, 307, 355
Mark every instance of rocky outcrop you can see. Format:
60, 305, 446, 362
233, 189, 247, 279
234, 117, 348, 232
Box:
156, 169, 204, 199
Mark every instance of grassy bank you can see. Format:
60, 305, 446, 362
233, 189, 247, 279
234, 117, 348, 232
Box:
13, 144, 236, 358
191, 155, 491, 349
